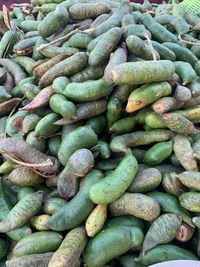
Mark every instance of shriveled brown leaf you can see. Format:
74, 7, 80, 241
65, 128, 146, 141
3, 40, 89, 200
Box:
19, 86, 54, 111
2, 5, 12, 31
0, 137, 60, 175
0, 98, 21, 117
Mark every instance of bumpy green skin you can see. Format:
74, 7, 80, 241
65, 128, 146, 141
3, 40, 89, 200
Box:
141, 213, 182, 255
39, 52, 88, 87
6, 252, 53, 267
104, 47, 127, 85
7, 224, 32, 242
111, 85, 134, 104
112, 61, 175, 86
10, 77, 36, 98
89, 27, 122, 66
63, 79, 112, 102
0, 31, 18, 58
68, 32, 93, 49
22, 114, 41, 134
152, 41, 176, 61
52, 76, 70, 95
71, 65, 105, 83
126, 35, 159, 60
110, 130, 174, 152
8, 166, 43, 186
12, 231, 62, 257
105, 215, 144, 231
140, 13, 178, 43
69, 3, 110, 20
48, 227, 87, 267
85, 115, 106, 135
126, 81, 172, 113
96, 140, 110, 159
147, 191, 193, 226
26, 131, 47, 153
136, 244, 198, 265
17, 187, 35, 201
58, 126, 97, 166
109, 192, 160, 221
91, 2, 131, 37
178, 171, 200, 191
128, 168, 162, 193
122, 24, 151, 39
179, 192, 200, 212
44, 197, 68, 215
194, 61, 200, 76
20, 21, 39, 32
89, 152, 138, 204
163, 43, 198, 67
174, 61, 197, 85
145, 112, 165, 129
162, 172, 185, 197
38, 6, 69, 38
144, 141, 173, 166
50, 94, 76, 119
0, 191, 43, 232
14, 37, 39, 54
162, 113, 199, 135
47, 136, 61, 157
46, 170, 103, 231
35, 113, 61, 138
84, 226, 144, 267
110, 116, 136, 134
152, 97, 183, 115
106, 98, 122, 129
173, 135, 198, 171
56, 100, 107, 126
0, 59, 27, 85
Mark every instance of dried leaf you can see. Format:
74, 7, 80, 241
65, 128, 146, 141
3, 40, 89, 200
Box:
2, 5, 12, 31
0, 138, 60, 175
20, 86, 54, 111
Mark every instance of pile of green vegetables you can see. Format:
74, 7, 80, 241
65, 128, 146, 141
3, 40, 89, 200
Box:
0, 0, 200, 266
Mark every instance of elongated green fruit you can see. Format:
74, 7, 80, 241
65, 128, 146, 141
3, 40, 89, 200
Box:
48, 227, 87, 267
144, 141, 173, 166
109, 193, 160, 221
126, 82, 172, 113
179, 192, 200, 212
39, 52, 88, 87
110, 116, 136, 135
38, 6, 69, 38
162, 172, 185, 197
46, 170, 103, 231
173, 135, 198, 171
89, 27, 122, 66
6, 253, 53, 267
141, 213, 182, 255
177, 171, 200, 191
118, 254, 144, 267
86, 204, 107, 237
63, 79, 112, 102
175, 61, 197, 85
126, 35, 159, 60
105, 215, 144, 230
147, 191, 193, 227
58, 126, 97, 166
44, 197, 67, 215
0, 191, 43, 232
106, 98, 122, 129
50, 94, 76, 119
12, 231, 63, 257
69, 3, 111, 20
128, 168, 162, 193
89, 151, 138, 204
112, 60, 175, 86
84, 226, 144, 267
135, 245, 198, 265
110, 130, 174, 152
162, 113, 199, 135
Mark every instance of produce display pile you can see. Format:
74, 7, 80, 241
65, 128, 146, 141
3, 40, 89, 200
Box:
1, 0, 200, 266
